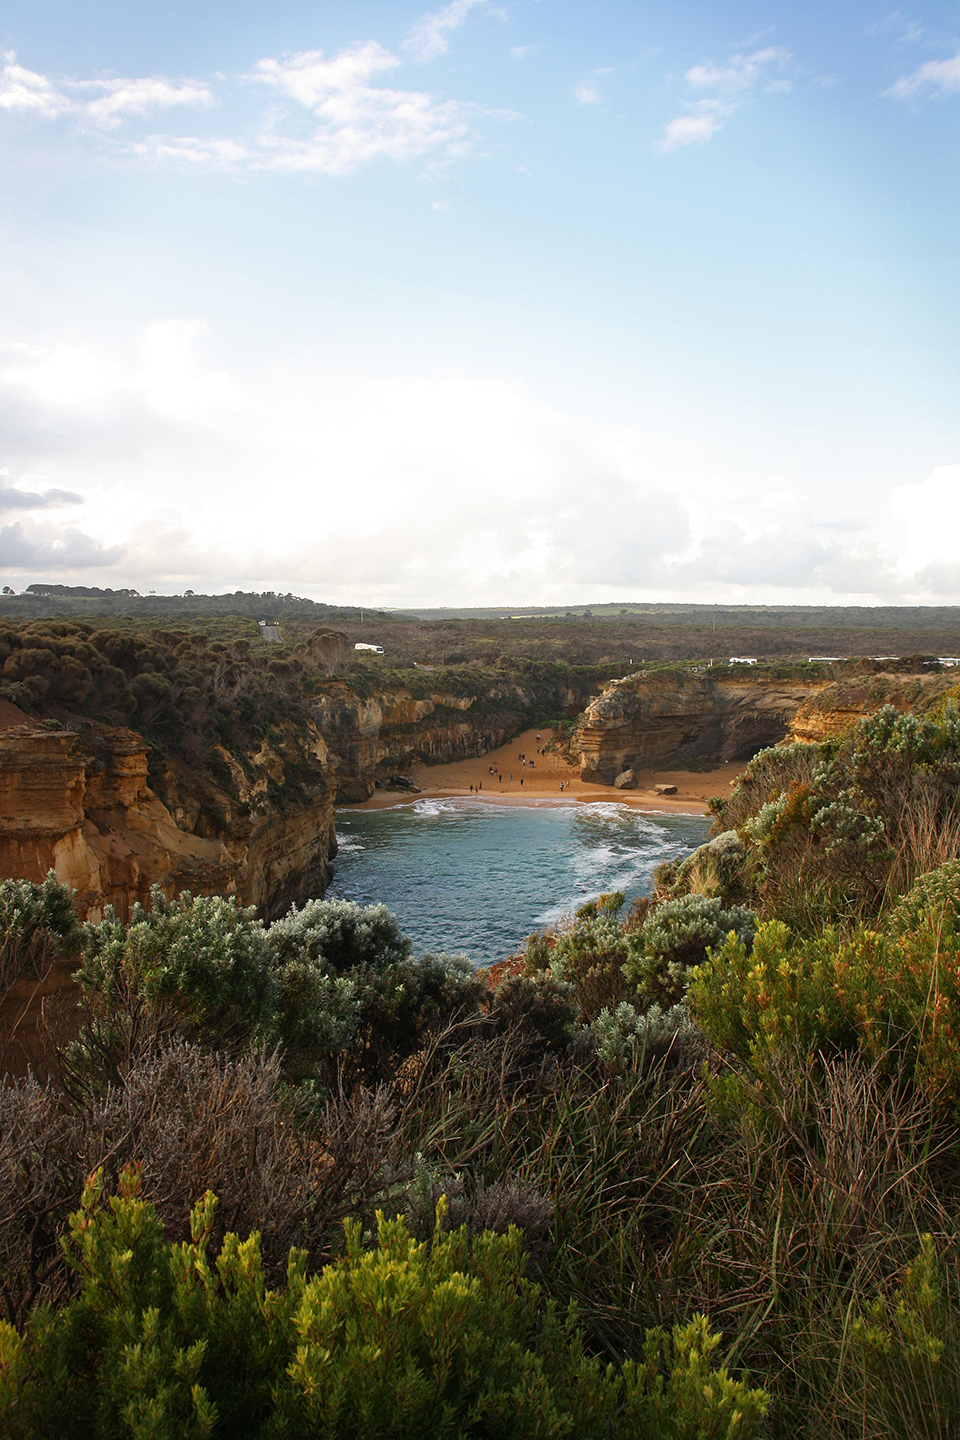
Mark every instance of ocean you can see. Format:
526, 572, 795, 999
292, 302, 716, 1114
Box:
328, 798, 710, 968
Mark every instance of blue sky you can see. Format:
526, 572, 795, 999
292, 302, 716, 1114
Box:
0, 0, 957, 605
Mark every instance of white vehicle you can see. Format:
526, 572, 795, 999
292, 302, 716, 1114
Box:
355, 642, 384, 654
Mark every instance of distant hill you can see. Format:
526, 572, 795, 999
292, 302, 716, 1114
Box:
392, 601, 960, 633
0, 586, 378, 623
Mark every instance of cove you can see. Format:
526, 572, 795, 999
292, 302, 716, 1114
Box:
329, 798, 711, 968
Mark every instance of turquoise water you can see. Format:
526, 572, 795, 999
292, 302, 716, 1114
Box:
329, 799, 710, 968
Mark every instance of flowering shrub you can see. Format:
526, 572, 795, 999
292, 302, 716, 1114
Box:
0, 1167, 769, 1440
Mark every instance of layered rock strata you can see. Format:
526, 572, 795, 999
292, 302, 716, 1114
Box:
313, 679, 588, 802
0, 720, 335, 923
574, 673, 828, 784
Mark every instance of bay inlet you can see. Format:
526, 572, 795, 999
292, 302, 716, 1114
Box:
329, 798, 710, 968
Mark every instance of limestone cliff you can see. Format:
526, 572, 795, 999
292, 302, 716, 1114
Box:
572, 667, 960, 785
789, 673, 956, 743
573, 672, 828, 783
312, 678, 588, 802
0, 717, 335, 923
0, 667, 589, 919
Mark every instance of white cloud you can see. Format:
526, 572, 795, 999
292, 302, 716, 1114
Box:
129, 134, 248, 167
686, 47, 788, 93
75, 76, 214, 128
250, 43, 479, 173
2, 41, 508, 177
0, 520, 124, 571
888, 51, 960, 98
403, 0, 487, 63
0, 51, 213, 126
868, 12, 924, 43
0, 321, 933, 604
657, 46, 789, 153
0, 53, 71, 117
657, 103, 726, 152
574, 81, 600, 105
0, 470, 82, 510
889, 464, 960, 582
2, 344, 125, 410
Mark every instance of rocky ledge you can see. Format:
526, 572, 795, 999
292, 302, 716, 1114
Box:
0, 714, 335, 923
573, 672, 826, 784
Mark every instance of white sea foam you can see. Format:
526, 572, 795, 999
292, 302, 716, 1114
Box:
411, 798, 461, 818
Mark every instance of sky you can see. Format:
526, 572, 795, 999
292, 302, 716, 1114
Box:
0, 1, 958, 607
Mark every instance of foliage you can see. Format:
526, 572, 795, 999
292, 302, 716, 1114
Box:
72, 888, 484, 1086
77, 889, 276, 1053
543, 892, 633, 1021
849, 1233, 960, 1440
0, 1167, 768, 1440
656, 830, 749, 905
587, 1000, 705, 1069
695, 705, 960, 931
624, 895, 756, 1008
0, 874, 82, 997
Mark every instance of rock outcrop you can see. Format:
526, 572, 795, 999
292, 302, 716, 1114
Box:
0, 719, 335, 923
313, 678, 588, 803
0, 669, 591, 920
574, 672, 826, 784
789, 673, 956, 744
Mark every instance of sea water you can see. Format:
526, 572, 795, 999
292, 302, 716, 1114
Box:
329, 799, 710, 968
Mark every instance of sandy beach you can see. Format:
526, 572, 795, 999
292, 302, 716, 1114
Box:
346, 727, 744, 816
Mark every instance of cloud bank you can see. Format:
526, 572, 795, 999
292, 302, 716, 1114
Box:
0, 320, 952, 605
888, 50, 960, 99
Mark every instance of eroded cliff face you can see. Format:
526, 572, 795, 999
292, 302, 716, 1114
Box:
789, 673, 956, 743
573, 672, 829, 783
0, 717, 336, 923
313, 679, 588, 802
0, 671, 589, 919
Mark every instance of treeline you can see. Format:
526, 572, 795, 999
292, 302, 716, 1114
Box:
0, 586, 367, 623
4, 699, 960, 1433
3, 589, 960, 668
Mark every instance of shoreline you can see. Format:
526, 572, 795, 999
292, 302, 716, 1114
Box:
340, 726, 745, 819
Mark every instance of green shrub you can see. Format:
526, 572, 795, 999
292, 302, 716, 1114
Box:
77, 888, 276, 1051
688, 909, 960, 1113
625, 896, 756, 1008
546, 892, 632, 1021
889, 860, 960, 937
266, 897, 410, 974
661, 830, 748, 904
489, 972, 579, 1054
0, 874, 81, 996
850, 1234, 960, 1440
587, 1000, 705, 1070
0, 1167, 768, 1440
687, 920, 890, 1076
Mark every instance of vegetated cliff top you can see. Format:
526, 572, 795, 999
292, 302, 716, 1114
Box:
4, 588, 960, 660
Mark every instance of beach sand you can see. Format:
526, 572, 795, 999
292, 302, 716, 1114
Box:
345, 726, 745, 817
